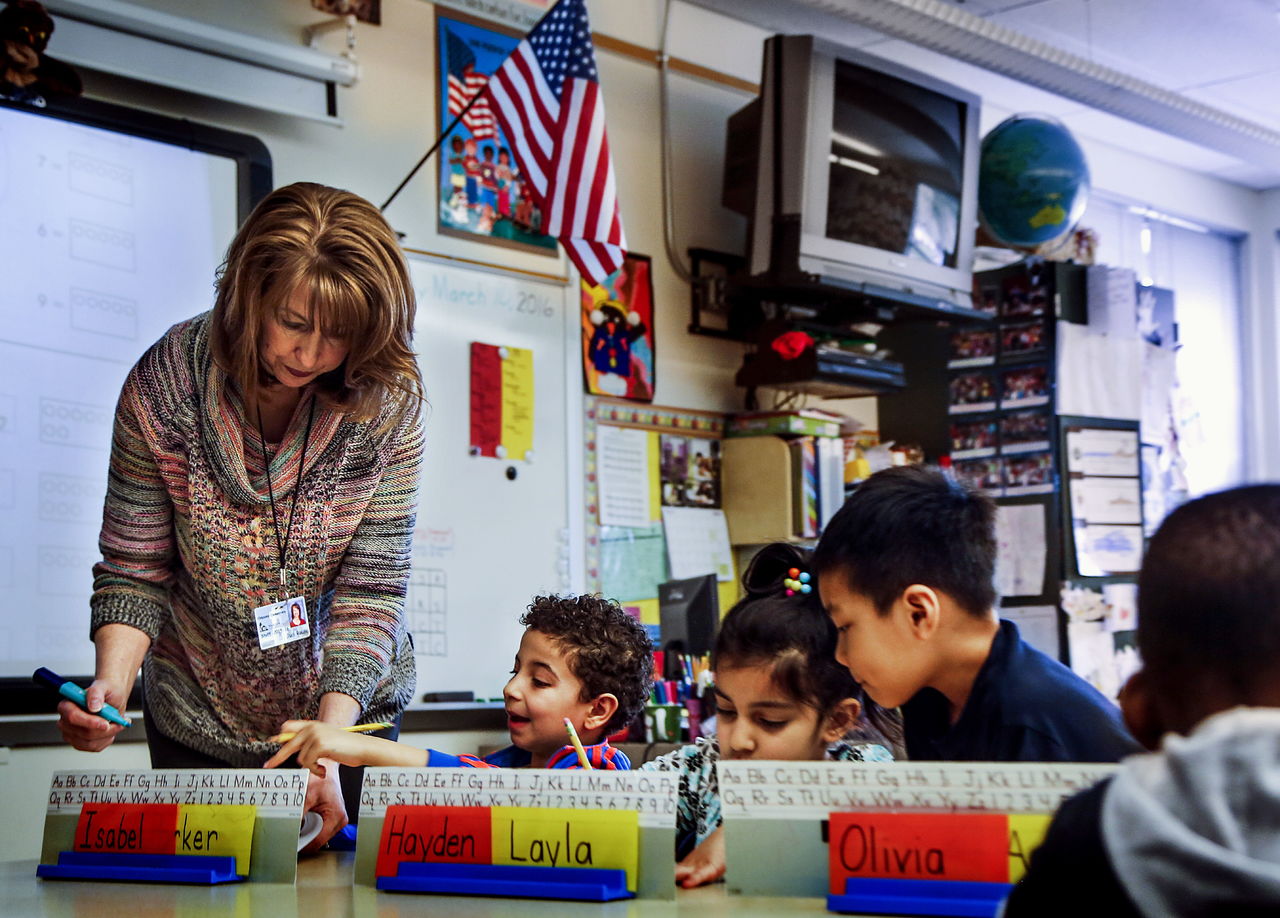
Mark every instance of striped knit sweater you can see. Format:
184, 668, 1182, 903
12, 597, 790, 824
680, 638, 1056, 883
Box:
91, 313, 423, 766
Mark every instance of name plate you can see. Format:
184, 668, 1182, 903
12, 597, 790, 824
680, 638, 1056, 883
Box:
827, 811, 1052, 891
717, 761, 1113, 898
43, 770, 308, 884
73, 803, 257, 876
357, 768, 677, 898
376, 805, 638, 890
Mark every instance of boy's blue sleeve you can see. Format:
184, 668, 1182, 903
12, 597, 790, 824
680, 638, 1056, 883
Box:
425, 749, 498, 768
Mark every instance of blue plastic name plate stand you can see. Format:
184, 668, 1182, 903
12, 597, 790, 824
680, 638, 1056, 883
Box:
827, 877, 1011, 917
37, 852, 245, 885
377, 862, 634, 902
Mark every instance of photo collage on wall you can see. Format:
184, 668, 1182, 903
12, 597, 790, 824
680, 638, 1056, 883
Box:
949, 266, 1056, 496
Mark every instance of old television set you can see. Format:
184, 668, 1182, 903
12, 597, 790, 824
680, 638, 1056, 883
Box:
723, 34, 982, 316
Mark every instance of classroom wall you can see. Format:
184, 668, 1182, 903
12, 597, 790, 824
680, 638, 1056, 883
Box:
7, 0, 1280, 859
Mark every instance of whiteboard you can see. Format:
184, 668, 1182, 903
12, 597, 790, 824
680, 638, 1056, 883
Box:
403, 254, 578, 698
0, 101, 240, 681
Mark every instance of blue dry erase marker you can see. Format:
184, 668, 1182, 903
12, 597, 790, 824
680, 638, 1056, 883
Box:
33, 667, 131, 727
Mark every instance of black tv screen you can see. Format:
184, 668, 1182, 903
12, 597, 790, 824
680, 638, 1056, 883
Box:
825, 58, 967, 268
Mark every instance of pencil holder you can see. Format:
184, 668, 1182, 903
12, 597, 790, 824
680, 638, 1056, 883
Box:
644, 704, 683, 743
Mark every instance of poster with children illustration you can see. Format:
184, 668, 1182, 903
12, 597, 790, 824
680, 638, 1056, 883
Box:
434, 9, 558, 256
581, 252, 656, 401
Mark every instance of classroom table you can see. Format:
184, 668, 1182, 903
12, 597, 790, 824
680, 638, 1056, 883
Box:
2, 851, 861, 917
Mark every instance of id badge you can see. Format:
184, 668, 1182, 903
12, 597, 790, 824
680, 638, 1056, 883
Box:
254, 596, 311, 650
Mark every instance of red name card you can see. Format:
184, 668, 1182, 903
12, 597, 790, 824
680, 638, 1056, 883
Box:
376, 806, 493, 878
828, 812, 1009, 892
74, 803, 179, 855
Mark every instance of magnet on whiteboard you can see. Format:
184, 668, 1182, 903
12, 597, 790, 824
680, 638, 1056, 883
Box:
524, 449, 535, 463
495, 444, 507, 459
469, 446, 481, 457
498, 347, 510, 360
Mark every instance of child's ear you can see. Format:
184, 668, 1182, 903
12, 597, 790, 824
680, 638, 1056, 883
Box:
1119, 669, 1164, 750
581, 693, 620, 736
820, 697, 862, 744
900, 584, 942, 639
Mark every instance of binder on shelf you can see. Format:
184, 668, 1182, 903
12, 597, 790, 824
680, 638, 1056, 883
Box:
790, 438, 819, 539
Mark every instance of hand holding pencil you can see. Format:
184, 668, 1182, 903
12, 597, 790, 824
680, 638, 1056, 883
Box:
263, 719, 427, 775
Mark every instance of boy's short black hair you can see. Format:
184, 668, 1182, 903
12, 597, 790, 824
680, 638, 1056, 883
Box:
1138, 485, 1280, 702
812, 465, 997, 617
522, 595, 655, 734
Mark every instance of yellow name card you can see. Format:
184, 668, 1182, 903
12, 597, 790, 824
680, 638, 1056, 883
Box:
1007, 813, 1052, 883
176, 805, 257, 876
491, 806, 639, 891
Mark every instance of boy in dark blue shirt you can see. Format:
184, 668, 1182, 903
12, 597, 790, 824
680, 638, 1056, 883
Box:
813, 465, 1139, 763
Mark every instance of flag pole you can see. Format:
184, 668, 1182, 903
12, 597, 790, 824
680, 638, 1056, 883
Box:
378, 1, 564, 214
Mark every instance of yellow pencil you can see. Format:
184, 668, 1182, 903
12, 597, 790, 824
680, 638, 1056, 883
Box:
269, 721, 393, 743
563, 717, 592, 769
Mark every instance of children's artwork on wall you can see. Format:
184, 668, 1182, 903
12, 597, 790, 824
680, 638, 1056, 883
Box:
659, 434, 721, 508
581, 252, 655, 401
434, 9, 558, 256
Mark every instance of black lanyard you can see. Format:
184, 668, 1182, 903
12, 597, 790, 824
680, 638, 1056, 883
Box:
256, 396, 316, 601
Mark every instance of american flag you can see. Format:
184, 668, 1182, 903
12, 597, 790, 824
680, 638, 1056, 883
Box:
486, 0, 627, 286
445, 28, 497, 140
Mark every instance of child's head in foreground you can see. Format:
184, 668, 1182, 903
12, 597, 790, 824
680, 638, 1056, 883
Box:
1122, 484, 1280, 747
504, 594, 654, 766
812, 465, 997, 709
712, 542, 897, 760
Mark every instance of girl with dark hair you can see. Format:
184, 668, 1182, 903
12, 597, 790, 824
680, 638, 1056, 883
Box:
641, 542, 899, 888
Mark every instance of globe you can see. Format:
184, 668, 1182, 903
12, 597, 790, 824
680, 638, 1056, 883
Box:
978, 115, 1090, 248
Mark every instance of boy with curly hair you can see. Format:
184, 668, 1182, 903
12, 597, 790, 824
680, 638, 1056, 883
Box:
266, 594, 653, 772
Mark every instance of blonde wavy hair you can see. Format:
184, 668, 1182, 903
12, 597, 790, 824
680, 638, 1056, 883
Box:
210, 182, 423, 427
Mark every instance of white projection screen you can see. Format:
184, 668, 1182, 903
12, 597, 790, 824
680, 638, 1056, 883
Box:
0, 97, 269, 703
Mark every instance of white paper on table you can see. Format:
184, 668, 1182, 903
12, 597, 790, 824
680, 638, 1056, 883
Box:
1002, 605, 1059, 659
1070, 476, 1142, 524
1074, 524, 1143, 575
1056, 321, 1141, 421
994, 504, 1047, 598
661, 506, 734, 582
597, 424, 651, 528
1066, 428, 1140, 477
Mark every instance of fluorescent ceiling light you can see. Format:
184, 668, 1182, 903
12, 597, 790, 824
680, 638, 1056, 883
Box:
1127, 205, 1211, 234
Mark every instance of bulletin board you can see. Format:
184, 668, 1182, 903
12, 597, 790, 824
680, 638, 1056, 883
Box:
402, 253, 579, 698
583, 397, 738, 629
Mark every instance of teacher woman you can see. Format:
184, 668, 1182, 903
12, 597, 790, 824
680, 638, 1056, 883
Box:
56, 182, 424, 851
